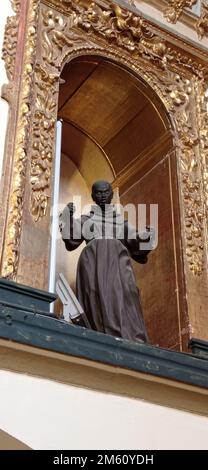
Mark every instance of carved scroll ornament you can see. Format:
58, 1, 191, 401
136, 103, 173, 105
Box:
1, 0, 39, 277
30, 65, 59, 221
197, 81, 208, 225
143, 66, 204, 275
164, 0, 208, 39
2, 0, 21, 81
196, 1, 208, 39
164, 0, 198, 23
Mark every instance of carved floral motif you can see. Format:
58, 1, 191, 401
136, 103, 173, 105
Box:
41, 9, 88, 68
2, 0, 39, 278
164, 0, 208, 39
143, 65, 204, 274
11, 0, 21, 13
176, 84, 204, 275
30, 65, 59, 221
2, 0, 21, 81
196, 80, 208, 233
164, 0, 197, 23
78, 3, 169, 68
196, 1, 208, 39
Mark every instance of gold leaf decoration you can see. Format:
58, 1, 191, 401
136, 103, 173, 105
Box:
164, 1, 197, 23
30, 65, 59, 221
2, 0, 21, 81
2, 0, 39, 279
196, 1, 208, 39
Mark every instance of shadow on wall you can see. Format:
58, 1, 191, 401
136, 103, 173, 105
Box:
0, 428, 31, 450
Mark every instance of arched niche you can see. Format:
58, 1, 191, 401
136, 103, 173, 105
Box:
56, 55, 183, 349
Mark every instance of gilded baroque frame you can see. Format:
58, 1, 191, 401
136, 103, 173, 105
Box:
1, 1, 208, 307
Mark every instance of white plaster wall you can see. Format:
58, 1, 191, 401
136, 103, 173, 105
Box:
0, 0, 13, 179
0, 369, 207, 450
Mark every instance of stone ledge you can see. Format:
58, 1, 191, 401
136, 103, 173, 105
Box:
0, 278, 208, 390
0, 305, 208, 389
0, 278, 56, 313
189, 338, 208, 360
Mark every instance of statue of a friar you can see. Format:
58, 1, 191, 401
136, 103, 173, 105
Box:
59, 181, 155, 343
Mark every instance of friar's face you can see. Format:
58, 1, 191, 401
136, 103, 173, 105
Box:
91, 181, 113, 208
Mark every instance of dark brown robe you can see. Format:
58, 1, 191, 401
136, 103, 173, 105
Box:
61, 204, 150, 343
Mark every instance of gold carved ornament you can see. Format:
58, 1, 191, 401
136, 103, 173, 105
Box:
2, 0, 207, 278
164, 0, 208, 39
196, 80, 208, 237
197, 1, 208, 39
30, 65, 59, 221
175, 80, 204, 276
1, 0, 39, 278
164, 0, 198, 23
30, 6, 94, 221
143, 66, 205, 275
2, 0, 21, 82
78, 3, 168, 67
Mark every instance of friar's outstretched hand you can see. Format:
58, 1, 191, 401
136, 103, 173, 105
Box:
59, 202, 75, 234
137, 225, 156, 250
137, 226, 151, 242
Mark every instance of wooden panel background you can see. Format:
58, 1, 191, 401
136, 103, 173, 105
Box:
120, 155, 185, 350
